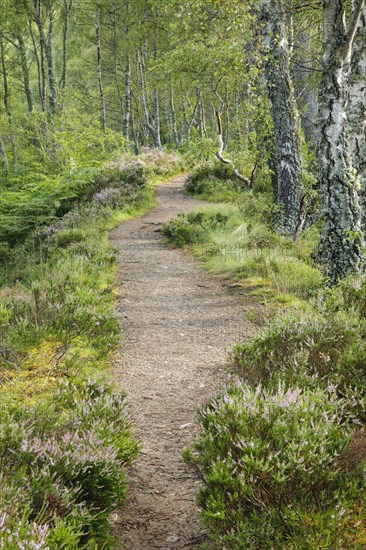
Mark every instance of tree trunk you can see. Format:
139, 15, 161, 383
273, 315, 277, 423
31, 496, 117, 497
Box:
318, 0, 365, 281
123, 54, 131, 139
170, 82, 179, 148
0, 134, 8, 170
32, 0, 56, 114
349, 4, 366, 232
28, 15, 46, 111
137, 48, 156, 145
0, 37, 16, 163
96, 9, 106, 132
59, 0, 73, 93
153, 30, 162, 148
263, 0, 303, 237
17, 35, 33, 113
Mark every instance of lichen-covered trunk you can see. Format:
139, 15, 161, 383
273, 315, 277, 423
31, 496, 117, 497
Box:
263, 0, 303, 237
318, 0, 364, 281
349, 6, 366, 231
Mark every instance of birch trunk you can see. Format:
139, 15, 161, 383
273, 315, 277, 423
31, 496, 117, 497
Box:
349, 4, 366, 232
170, 82, 179, 148
263, 0, 303, 237
123, 54, 131, 139
153, 30, 162, 148
318, 0, 365, 281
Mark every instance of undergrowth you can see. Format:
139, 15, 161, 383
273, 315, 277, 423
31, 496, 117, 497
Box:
163, 166, 322, 304
0, 149, 184, 547
166, 162, 366, 548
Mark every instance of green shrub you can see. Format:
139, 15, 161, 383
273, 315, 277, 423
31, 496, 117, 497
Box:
231, 310, 366, 421
187, 383, 365, 548
0, 379, 138, 546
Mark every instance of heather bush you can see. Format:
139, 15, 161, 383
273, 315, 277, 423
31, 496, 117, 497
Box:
231, 307, 366, 421
187, 383, 366, 548
0, 379, 137, 546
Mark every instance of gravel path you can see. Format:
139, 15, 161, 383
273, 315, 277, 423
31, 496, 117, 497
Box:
110, 175, 254, 549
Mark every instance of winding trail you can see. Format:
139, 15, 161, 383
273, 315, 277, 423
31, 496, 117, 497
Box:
110, 175, 254, 549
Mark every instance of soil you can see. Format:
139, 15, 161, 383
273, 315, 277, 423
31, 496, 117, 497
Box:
110, 175, 254, 549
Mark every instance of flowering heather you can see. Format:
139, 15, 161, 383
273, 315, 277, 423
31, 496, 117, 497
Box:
186, 381, 365, 547
92, 187, 121, 206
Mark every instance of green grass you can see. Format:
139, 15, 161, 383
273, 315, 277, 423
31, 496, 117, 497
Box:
163, 201, 323, 308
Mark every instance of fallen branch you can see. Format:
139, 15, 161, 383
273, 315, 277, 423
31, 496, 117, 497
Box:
215, 110, 251, 187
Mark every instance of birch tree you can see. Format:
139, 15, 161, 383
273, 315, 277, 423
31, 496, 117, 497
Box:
318, 0, 365, 281
263, 0, 303, 237
348, 3, 366, 232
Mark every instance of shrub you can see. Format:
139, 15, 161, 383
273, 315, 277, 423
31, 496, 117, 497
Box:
0, 379, 138, 546
231, 311, 366, 421
187, 382, 365, 548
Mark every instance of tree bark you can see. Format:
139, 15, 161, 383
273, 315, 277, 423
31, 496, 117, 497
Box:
349, 3, 366, 232
263, 0, 303, 237
318, 0, 365, 281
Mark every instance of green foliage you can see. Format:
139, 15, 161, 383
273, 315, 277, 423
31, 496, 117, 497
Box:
0, 379, 138, 546
187, 383, 365, 548
163, 200, 322, 300
231, 309, 366, 421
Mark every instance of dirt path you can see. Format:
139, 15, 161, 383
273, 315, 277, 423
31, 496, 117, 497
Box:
110, 175, 254, 549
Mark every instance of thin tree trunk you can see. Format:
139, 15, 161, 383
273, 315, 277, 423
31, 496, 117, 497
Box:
17, 35, 33, 113
170, 82, 179, 148
123, 54, 131, 139
96, 9, 106, 132
137, 48, 156, 145
0, 134, 8, 170
153, 29, 161, 148
318, 0, 365, 281
0, 37, 16, 163
32, 0, 56, 114
130, 105, 139, 154
28, 16, 46, 111
46, 6, 56, 114
263, 0, 303, 237
59, 0, 73, 93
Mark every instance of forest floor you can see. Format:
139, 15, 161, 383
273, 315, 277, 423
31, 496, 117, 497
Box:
110, 175, 255, 549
